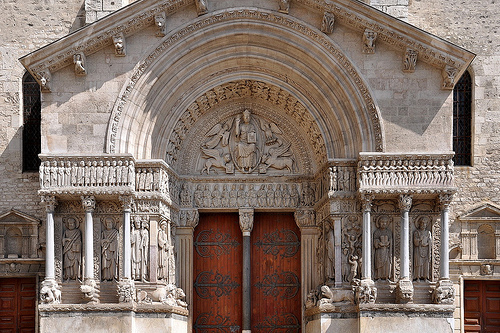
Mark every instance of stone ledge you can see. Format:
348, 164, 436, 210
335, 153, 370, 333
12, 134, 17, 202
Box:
38, 302, 188, 316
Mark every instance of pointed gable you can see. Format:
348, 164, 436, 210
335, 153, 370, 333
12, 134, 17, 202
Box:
459, 203, 500, 222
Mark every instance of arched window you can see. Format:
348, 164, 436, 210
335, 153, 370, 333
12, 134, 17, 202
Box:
453, 70, 472, 166
22, 72, 41, 172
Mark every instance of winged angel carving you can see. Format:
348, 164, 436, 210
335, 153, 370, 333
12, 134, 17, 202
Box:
200, 110, 296, 174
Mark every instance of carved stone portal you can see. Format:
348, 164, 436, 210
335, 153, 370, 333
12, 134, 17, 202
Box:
200, 109, 295, 174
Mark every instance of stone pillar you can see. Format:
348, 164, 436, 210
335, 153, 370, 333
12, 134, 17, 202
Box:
40, 196, 61, 304
239, 208, 254, 333
353, 195, 377, 305
431, 194, 456, 304
177, 209, 199, 320
333, 216, 342, 288
396, 194, 413, 304
81, 195, 98, 303
118, 196, 135, 303
295, 208, 318, 331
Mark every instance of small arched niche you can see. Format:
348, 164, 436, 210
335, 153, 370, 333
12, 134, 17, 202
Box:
477, 224, 495, 259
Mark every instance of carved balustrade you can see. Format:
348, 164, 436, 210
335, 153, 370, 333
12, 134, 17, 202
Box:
358, 153, 455, 193
39, 154, 136, 195
135, 160, 180, 205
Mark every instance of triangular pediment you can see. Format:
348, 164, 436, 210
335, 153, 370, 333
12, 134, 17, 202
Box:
459, 203, 500, 221
0, 209, 40, 225
19, 0, 474, 91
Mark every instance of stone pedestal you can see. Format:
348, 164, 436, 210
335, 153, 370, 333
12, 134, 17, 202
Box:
39, 304, 188, 333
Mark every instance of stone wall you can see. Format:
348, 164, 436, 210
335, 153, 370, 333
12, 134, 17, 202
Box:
0, 0, 84, 220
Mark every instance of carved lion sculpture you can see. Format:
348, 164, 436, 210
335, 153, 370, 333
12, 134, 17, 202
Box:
320, 285, 354, 305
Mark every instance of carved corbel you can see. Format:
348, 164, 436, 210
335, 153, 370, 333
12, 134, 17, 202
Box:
154, 12, 167, 37
442, 65, 458, 90
73, 53, 87, 76
294, 208, 316, 228
361, 193, 375, 212
112, 33, 126, 56
239, 208, 254, 235
195, 0, 208, 16
403, 48, 418, 73
37, 70, 51, 92
320, 12, 335, 34
41, 195, 57, 213
119, 195, 134, 211
278, 0, 290, 14
362, 29, 377, 54
439, 193, 453, 210
398, 194, 412, 212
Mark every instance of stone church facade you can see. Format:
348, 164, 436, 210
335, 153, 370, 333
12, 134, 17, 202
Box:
0, 0, 499, 332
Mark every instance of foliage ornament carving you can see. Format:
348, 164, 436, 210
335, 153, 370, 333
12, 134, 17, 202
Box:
321, 12, 335, 34
399, 194, 412, 212
403, 48, 418, 73
200, 109, 295, 174
42, 195, 57, 212
442, 65, 458, 90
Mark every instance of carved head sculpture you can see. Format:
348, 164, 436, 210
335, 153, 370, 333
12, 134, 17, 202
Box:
65, 217, 79, 230
415, 216, 430, 230
243, 109, 251, 123
376, 215, 391, 230
103, 217, 114, 230
159, 219, 168, 231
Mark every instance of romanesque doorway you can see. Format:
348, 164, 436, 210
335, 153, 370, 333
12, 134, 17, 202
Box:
0, 277, 36, 333
192, 213, 301, 332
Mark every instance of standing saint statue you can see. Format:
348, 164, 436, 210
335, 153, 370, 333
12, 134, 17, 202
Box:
413, 216, 432, 281
157, 220, 170, 281
63, 217, 82, 280
140, 218, 149, 281
234, 109, 257, 172
325, 221, 335, 281
373, 215, 392, 280
101, 217, 118, 281
131, 217, 142, 280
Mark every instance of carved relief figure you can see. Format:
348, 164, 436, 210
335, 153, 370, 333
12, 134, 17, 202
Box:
234, 109, 258, 172
363, 29, 377, 54
140, 218, 149, 281
113, 34, 126, 56
131, 217, 149, 281
261, 142, 294, 173
413, 216, 432, 280
101, 217, 118, 281
373, 215, 392, 280
63, 217, 82, 280
158, 220, 173, 282
325, 221, 335, 281
73, 53, 86, 75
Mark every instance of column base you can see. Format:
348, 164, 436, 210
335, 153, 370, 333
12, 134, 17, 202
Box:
118, 278, 136, 303
40, 278, 61, 304
353, 279, 377, 304
395, 279, 413, 304
432, 279, 455, 304
81, 278, 99, 304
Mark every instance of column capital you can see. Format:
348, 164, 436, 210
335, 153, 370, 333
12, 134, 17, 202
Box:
239, 208, 254, 235
41, 195, 57, 213
119, 195, 134, 211
360, 194, 375, 212
81, 195, 96, 212
399, 194, 412, 212
178, 209, 199, 228
294, 208, 316, 228
439, 193, 454, 210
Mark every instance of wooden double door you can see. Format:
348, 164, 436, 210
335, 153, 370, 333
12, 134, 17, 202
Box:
0, 278, 36, 333
464, 280, 500, 333
193, 213, 301, 332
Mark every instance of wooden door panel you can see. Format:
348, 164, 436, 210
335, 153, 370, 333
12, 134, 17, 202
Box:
0, 278, 36, 332
193, 213, 242, 332
464, 280, 500, 333
251, 213, 301, 333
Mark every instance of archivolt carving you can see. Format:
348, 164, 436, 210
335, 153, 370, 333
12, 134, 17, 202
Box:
106, 9, 384, 155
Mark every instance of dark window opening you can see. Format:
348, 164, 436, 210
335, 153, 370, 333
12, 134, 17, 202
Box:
22, 72, 41, 172
453, 70, 472, 166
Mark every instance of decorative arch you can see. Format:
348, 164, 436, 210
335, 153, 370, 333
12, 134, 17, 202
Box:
105, 8, 384, 174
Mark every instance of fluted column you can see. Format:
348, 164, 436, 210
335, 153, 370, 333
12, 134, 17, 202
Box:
396, 194, 413, 304
39, 196, 61, 304
177, 209, 199, 316
239, 208, 254, 333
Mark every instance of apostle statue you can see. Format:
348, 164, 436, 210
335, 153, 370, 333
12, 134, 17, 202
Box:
413, 216, 432, 280
101, 217, 118, 281
373, 215, 392, 280
63, 217, 82, 280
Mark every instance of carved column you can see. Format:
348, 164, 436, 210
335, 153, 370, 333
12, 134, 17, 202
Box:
81, 195, 98, 303
353, 194, 377, 305
294, 208, 318, 314
431, 194, 455, 304
239, 208, 254, 333
40, 196, 61, 304
118, 195, 135, 302
396, 194, 413, 303
333, 216, 342, 288
177, 209, 199, 313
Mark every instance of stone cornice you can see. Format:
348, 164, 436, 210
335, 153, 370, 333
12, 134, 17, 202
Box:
19, 0, 474, 89
38, 302, 188, 316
